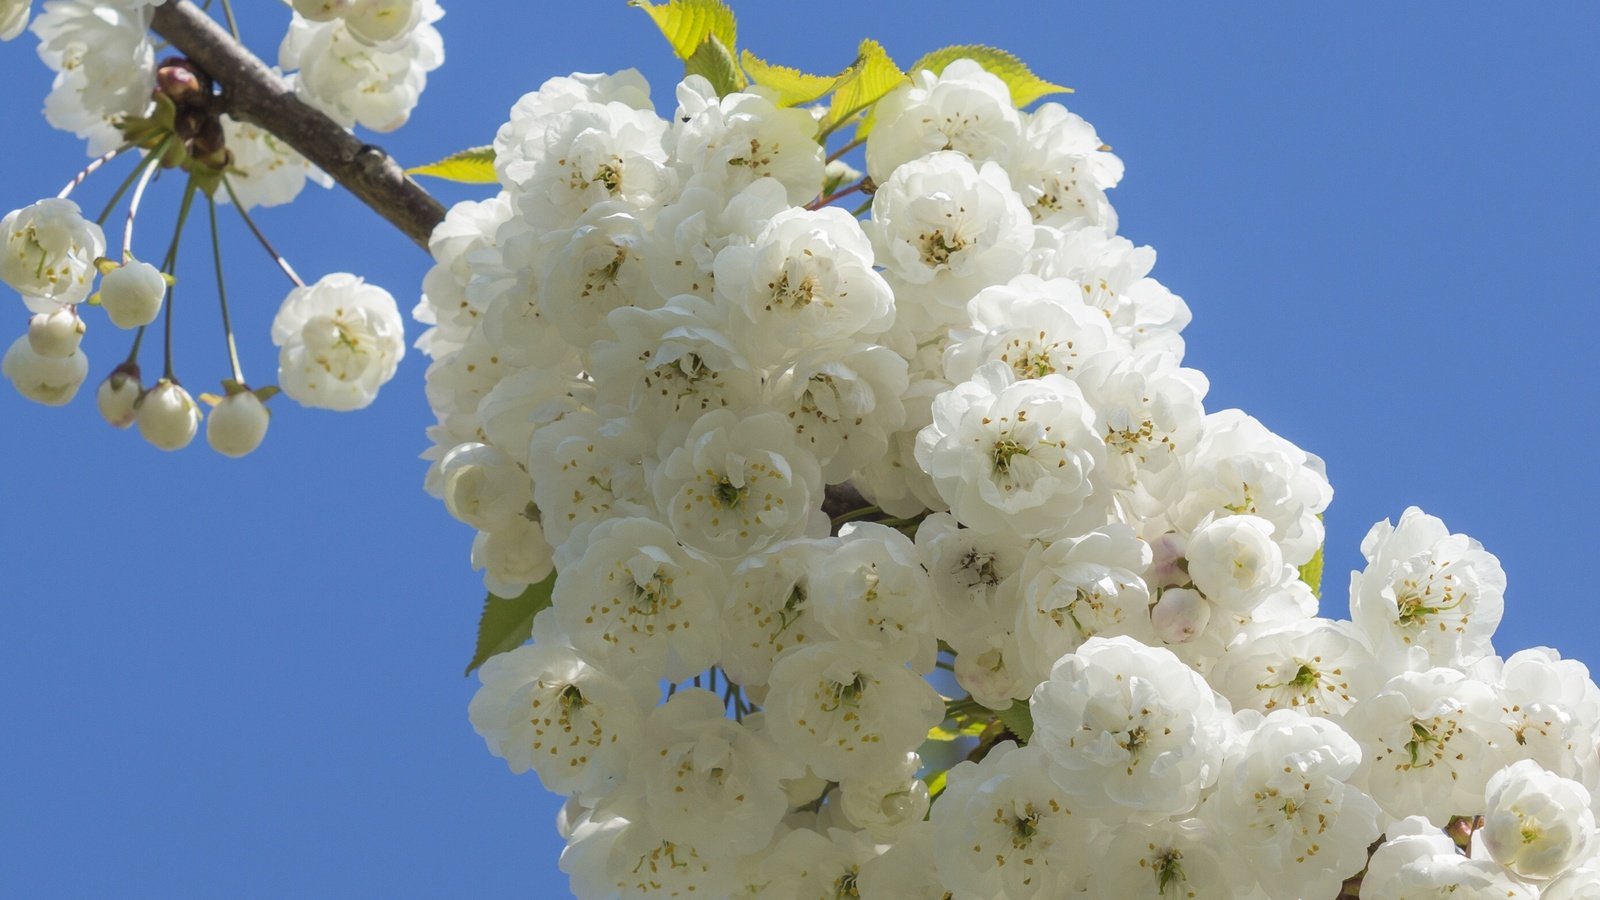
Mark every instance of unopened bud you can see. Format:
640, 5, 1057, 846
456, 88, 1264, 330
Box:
343, 0, 421, 44
27, 307, 85, 358
155, 57, 209, 107
292, 0, 351, 22
97, 366, 142, 428
2, 333, 87, 405
99, 260, 167, 329
1146, 531, 1189, 589
1150, 587, 1211, 645
136, 379, 201, 451
206, 391, 271, 458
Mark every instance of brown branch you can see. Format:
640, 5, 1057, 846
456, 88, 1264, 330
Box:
149, 0, 447, 250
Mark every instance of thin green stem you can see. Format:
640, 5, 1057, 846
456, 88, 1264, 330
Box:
123, 325, 147, 366
95, 140, 169, 228
160, 179, 201, 381
805, 178, 868, 211
123, 145, 169, 257
218, 0, 241, 40
57, 145, 131, 200
825, 135, 865, 164
830, 504, 882, 528
849, 197, 873, 218
208, 195, 245, 384
222, 175, 305, 287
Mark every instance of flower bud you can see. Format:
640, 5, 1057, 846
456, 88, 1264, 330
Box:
2, 334, 87, 405
26, 307, 85, 358
292, 0, 350, 22
1146, 530, 1189, 589
343, 0, 421, 44
97, 367, 142, 428
99, 260, 167, 329
136, 379, 201, 451
206, 391, 271, 458
1482, 759, 1595, 880
1150, 587, 1211, 645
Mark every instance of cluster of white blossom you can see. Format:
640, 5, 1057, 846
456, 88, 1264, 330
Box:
281, 0, 443, 133
431, 60, 1600, 897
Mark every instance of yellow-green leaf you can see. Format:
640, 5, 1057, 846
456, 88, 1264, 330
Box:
407, 146, 497, 184
465, 573, 556, 676
995, 701, 1034, 743
685, 34, 746, 96
1299, 544, 1325, 598
908, 44, 1071, 107
630, 0, 737, 62
740, 50, 837, 106
925, 767, 950, 801
821, 38, 906, 135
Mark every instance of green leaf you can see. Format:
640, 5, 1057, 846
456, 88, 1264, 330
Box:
630, 0, 737, 61
926, 718, 989, 742
740, 50, 837, 106
1299, 543, 1325, 598
407, 146, 497, 184
907, 44, 1072, 107
685, 34, 747, 96
464, 573, 556, 676
925, 767, 950, 801
821, 38, 906, 135
995, 701, 1034, 743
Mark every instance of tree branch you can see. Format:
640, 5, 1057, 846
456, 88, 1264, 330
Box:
148, 0, 447, 251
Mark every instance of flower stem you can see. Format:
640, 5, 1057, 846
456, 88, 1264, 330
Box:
160, 179, 201, 381
830, 504, 881, 528
95, 140, 169, 228
56, 145, 131, 200
805, 178, 868, 211
208, 194, 245, 385
222, 175, 305, 287
219, 0, 241, 40
123, 325, 147, 366
124, 145, 169, 257
826, 135, 865, 164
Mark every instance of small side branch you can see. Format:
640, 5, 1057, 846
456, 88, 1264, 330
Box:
149, 0, 447, 251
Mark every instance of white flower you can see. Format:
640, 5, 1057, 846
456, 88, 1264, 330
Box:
670, 76, 824, 206
1546, 860, 1600, 900
206, 391, 270, 458
341, 0, 425, 45
808, 522, 938, 673
31, 0, 155, 154
1210, 618, 1382, 719
625, 689, 798, 858
1, 0, 29, 40
1027, 225, 1191, 356
415, 195, 511, 358
916, 361, 1111, 541
931, 741, 1091, 898
527, 411, 652, 549
868, 150, 1034, 315
550, 517, 723, 681
1481, 759, 1595, 880
1010, 525, 1154, 688
650, 409, 825, 559
761, 341, 909, 483
470, 517, 554, 599
438, 442, 532, 532
471, 221, 575, 369
866, 58, 1022, 183
535, 201, 661, 349
1360, 816, 1538, 899
278, 1, 443, 132
1031, 635, 1229, 819
96, 258, 166, 329
1089, 817, 1245, 899
1493, 647, 1600, 793
1185, 514, 1293, 613
1149, 586, 1211, 646
271, 273, 405, 411
742, 828, 879, 900
1345, 667, 1508, 826
217, 115, 331, 210
135, 378, 201, 450
721, 538, 832, 688
500, 100, 671, 227
1349, 507, 1506, 672
96, 367, 139, 426
713, 205, 895, 357
290, 0, 349, 23
1170, 409, 1331, 567
1074, 350, 1207, 517
854, 822, 953, 900
560, 803, 737, 900
26, 306, 84, 357
764, 640, 944, 781
1206, 711, 1382, 899
2, 332, 87, 405
838, 751, 929, 841
943, 273, 1123, 385
493, 69, 654, 189
1, 198, 106, 312
1008, 102, 1123, 230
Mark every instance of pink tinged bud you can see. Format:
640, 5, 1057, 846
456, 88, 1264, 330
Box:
206, 392, 270, 458
27, 307, 85, 358
99, 261, 167, 329
97, 369, 142, 428
136, 379, 201, 451
1147, 531, 1189, 589
2, 334, 87, 406
1150, 587, 1210, 645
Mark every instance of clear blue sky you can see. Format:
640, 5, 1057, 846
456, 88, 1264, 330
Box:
2, 2, 1597, 895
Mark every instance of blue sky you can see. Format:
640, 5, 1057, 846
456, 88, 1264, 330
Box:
1, 2, 1597, 895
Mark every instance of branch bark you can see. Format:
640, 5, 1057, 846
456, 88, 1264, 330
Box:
149, 0, 447, 250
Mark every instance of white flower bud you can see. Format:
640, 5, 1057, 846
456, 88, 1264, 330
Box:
1186, 514, 1288, 612
98, 260, 167, 329
291, 0, 350, 22
26, 307, 85, 358
1482, 759, 1595, 880
1151, 586, 1211, 645
96, 368, 142, 428
2, 334, 87, 405
136, 379, 201, 451
342, 0, 421, 45
206, 392, 271, 458
1, 0, 29, 41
